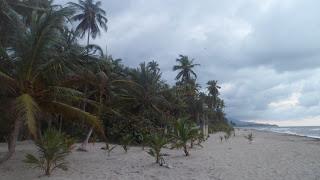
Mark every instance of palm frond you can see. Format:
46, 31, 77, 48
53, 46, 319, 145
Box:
15, 94, 40, 137
0, 70, 17, 89
46, 101, 105, 137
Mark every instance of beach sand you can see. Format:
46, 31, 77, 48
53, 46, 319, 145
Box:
1, 129, 320, 180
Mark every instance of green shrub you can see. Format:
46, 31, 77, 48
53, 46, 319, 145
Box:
24, 129, 71, 176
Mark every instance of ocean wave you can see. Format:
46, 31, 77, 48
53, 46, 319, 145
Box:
248, 127, 320, 139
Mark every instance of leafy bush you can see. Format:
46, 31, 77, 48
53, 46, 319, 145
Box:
147, 133, 168, 164
24, 129, 71, 176
171, 118, 199, 156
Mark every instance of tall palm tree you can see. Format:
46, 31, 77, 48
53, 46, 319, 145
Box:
0, 7, 103, 163
68, 0, 108, 149
147, 60, 160, 74
173, 55, 199, 83
128, 62, 169, 128
65, 59, 129, 151
206, 80, 221, 109
68, 0, 108, 52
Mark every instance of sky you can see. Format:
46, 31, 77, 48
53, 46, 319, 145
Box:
56, 0, 320, 126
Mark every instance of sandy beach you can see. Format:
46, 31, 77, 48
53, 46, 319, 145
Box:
1, 129, 320, 180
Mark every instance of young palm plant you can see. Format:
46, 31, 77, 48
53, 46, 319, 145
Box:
147, 132, 168, 164
244, 132, 254, 144
171, 118, 199, 156
120, 134, 133, 153
24, 129, 71, 176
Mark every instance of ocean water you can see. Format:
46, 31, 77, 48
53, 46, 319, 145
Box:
244, 126, 320, 139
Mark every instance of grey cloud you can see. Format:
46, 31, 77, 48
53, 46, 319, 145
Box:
55, 0, 320, 125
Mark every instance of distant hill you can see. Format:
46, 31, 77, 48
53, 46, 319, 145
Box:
229, 119, 278, 127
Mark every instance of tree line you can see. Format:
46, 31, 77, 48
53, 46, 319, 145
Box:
0, 0, 232, 164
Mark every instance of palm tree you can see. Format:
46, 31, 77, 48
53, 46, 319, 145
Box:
118, 62, 171, 134
68, 0, 108, 53
68, 0, 108, 150
173, 55, 199, 83
66, 59, 128, 151
0, 7, 103, 163
129, 63, 169, 117
0, 0, 23, 45
8, 0, 54, 24
147, 60, 160, 74
206, 80, 221, 109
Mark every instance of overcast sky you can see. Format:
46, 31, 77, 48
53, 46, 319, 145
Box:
56, 0, 320, 126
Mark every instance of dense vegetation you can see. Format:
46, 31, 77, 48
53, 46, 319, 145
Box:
0, 0, 232, 166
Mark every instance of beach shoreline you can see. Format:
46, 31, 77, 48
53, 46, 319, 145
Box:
1, 129, 320, 180
239, 127, 320, 141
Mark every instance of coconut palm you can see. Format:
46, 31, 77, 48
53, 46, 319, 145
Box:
0, 0, 23, 45
206, 80, 221, 109
68, 0, 108, 51
8, 0, 54, 25
0, 7, 103, 163
147, 60, 160, 74
173, 55, 199, 83
67, 0, 108, 150
128, 62, 170, 128
66, 59, 128, 151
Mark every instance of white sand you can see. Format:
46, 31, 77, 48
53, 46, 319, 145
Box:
1, 129, 320, 180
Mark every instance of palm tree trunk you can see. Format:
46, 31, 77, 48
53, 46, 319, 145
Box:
156, 154, 159, 164
79, 90, 103, 151
78, 127, 93, 151
183, 145, 189, 156
87, 29, 90, 57
0, 119, 22, 163
78, 30, 93, 152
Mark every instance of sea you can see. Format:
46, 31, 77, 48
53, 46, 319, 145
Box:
243, 126, 320, 139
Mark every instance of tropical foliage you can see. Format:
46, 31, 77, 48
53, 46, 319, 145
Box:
0, 0, 232, 168
24, 129, 72, 176
171, 118, 199, 156
147, 132, 168, 164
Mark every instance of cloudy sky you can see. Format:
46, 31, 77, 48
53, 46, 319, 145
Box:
57, 0, 320, 126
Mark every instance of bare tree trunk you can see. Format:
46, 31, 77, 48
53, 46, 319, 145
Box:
0, 119, 22, 163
